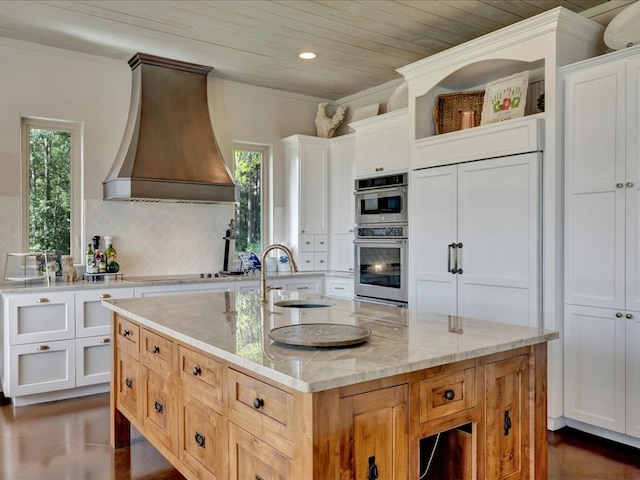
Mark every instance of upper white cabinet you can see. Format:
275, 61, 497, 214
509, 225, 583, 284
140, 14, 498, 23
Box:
564, 49, 640, 311
350, 108, 409, 178
283, 135, 330, 271
409, 153, 541, 328
329, 134, 356, 272
562, 46, 640, 439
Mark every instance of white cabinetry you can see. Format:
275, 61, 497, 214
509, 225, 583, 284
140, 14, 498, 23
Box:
134, 282, 232, 297
325, 276, 354, 299
2, 287, 135, 404
329, 134, 356, 272
282, 135, 330, 271
410, 154, 541, 327
563, 47, 640, 439
351, 109, 409, 178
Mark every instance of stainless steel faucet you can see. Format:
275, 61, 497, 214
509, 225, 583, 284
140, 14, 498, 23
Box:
260, 244, 298, 303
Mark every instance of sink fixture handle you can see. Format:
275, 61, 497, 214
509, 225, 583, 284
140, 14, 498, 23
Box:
194, 431, 205, 448
192, 366, 201, 376
154, 401, 163, 414
444, 389, 455, 401
504, 410, 512, 436
253, 397, 264, 409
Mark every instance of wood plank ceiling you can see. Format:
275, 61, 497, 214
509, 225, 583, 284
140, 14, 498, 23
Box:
0, 0, 630, 99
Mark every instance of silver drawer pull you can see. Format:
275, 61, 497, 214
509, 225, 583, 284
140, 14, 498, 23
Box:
335, 287, 345, 290
100, 293, 112, 299
100, 338, 110, 344
36, 345, 50, 351
36, 298, 49, 304
297, 286, 309, 290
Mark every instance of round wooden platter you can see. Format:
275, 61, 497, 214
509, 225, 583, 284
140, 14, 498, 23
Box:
268, 323, 372, 348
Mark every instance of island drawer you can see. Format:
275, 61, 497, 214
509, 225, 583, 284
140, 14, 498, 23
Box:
229, 423, 292, 480
178, 346, 224, 411
115, 315, 140, 357
227, 369, 295, 450
115, 348, 142, 422
141, 328, 175, 372
419, 367, 476, 423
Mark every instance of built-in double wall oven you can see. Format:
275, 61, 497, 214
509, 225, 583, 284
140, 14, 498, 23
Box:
354, 173, 408, 306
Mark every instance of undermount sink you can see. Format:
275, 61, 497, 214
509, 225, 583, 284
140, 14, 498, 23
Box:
273, 300, 333, 309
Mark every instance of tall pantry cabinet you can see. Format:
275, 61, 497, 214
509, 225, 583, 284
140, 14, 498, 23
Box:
562, 46, 640, 440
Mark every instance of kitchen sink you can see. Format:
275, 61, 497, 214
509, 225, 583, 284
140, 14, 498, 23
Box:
273, 300, 333, 309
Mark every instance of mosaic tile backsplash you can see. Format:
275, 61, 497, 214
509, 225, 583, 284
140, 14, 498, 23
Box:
85, 199, 235, 276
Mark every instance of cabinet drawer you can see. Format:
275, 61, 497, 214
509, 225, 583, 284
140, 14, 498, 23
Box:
116, 348, 142, 422
8, 339, 75, 397
325, 278, 354, 298
143, 366, 178, 454
229, 423, 292, 480
419, 367, 476, 423
299, 234, 315, 252
314, 234, 328, 251
75, 288, 134, 338
115, 316, 140, 358
179, 391, 226, 480
179, 346, 223, 411
76, 335, 111, 387
227, 369, 295, 448
141, 328, 175, 372
8, 292, 75, 345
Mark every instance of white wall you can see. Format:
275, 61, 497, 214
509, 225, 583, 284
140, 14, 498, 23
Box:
0, 38, 328, 276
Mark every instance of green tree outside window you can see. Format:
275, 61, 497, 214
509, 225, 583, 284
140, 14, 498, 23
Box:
234, 149, 262, 253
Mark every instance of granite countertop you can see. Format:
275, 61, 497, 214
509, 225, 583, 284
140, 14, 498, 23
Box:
103, 289, 559, 393
0, 271, 345, 294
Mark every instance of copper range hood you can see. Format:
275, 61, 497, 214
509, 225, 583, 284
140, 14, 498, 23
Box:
103, 53, 235, 203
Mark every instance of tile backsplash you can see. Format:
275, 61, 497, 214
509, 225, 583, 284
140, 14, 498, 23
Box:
85, 199, 235, 276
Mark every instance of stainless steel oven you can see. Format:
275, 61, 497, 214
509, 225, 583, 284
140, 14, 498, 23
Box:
354, 224, 408, 306
355, 173, 407, 225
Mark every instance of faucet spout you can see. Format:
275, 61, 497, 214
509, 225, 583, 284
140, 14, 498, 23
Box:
260, 244, 298, 303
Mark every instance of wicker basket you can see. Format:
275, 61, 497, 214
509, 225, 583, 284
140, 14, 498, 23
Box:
433, 90, 485, 135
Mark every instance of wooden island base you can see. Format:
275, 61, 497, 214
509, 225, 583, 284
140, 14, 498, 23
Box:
110, 312, 548, 480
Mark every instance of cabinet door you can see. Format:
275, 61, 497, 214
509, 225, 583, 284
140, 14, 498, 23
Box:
330, 134, 356, 235
116, 348, 142, 422
299, 141, 329, 235
228, 423, 292, 480
456, 154, 540, 327
626, 58, 640, 312
280, 278, 323, 294
382, 117, 409, 174
564, 305, 625, 433
8, 339, 75, 396
564, 61, 626, 309
179, 392, 226, 480
134, 282, 232, 297
355, 127, 384, 177
410, 165, 458, 315
7, 292, 75, 345
143, 366, 178, 454
484, 355, 528, 480
75, 288, 134, 338
339, 384, 408, 480
76, 335, 111, 386
329, 233, 354, 272
626, 310, 640, 438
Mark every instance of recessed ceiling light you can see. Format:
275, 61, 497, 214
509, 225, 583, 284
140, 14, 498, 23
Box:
298, 52, 317, 60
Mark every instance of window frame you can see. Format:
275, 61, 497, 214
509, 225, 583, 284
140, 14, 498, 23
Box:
21, 116, 83, 262
233, 142, 270, 256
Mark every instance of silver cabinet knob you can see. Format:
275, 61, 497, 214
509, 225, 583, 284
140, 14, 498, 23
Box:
617, 183, 624, 188
627, 182, 635, 188
627, 313, 634, 319
616, 312, 623, 317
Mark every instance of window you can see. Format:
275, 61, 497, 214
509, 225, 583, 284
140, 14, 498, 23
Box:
234, 144, 266, 254
21, 118, 82, 260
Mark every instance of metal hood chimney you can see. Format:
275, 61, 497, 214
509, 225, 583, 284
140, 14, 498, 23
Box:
103, 53, 235, 203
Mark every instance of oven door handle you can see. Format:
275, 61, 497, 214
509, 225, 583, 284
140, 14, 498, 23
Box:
355, 186, 406, 198
354, 238, 407, 245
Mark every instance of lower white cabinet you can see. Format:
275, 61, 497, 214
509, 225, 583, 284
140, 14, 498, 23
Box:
75, 335, 112, 387
8, 339, 76, 397
7, 292, 75, 345
325, 277, 354, 299
564, 304, 640, 438
329, 234, 354, 273
134, 282, 232, 297
279, 277, 323, 294
76, 288, 135, 337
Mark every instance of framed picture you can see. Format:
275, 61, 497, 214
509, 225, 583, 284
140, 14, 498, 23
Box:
480, 71, 529, 125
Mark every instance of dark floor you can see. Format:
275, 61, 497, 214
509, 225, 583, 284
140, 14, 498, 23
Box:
1, 393, 639, 479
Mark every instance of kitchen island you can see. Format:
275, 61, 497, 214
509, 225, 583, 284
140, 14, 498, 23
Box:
104, 289, 558, 479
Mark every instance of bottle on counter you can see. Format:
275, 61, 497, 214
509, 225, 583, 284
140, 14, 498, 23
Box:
86, 243, 95, 274
96, 250, 107, 273
104, 236, 119, 273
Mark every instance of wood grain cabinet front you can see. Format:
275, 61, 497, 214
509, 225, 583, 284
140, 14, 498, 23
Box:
115, 316, 139, 357
141, 328, 175, 371
228, 423, 292, 480
115, 348, 142, 422
178, 345, 223, 412
419, 367, 476, 423
143, 366, 178, 454
179, 391, 226, 480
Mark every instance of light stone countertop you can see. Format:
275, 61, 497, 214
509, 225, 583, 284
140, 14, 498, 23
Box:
0, 271, 342, 294
103, 289, 559, 393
